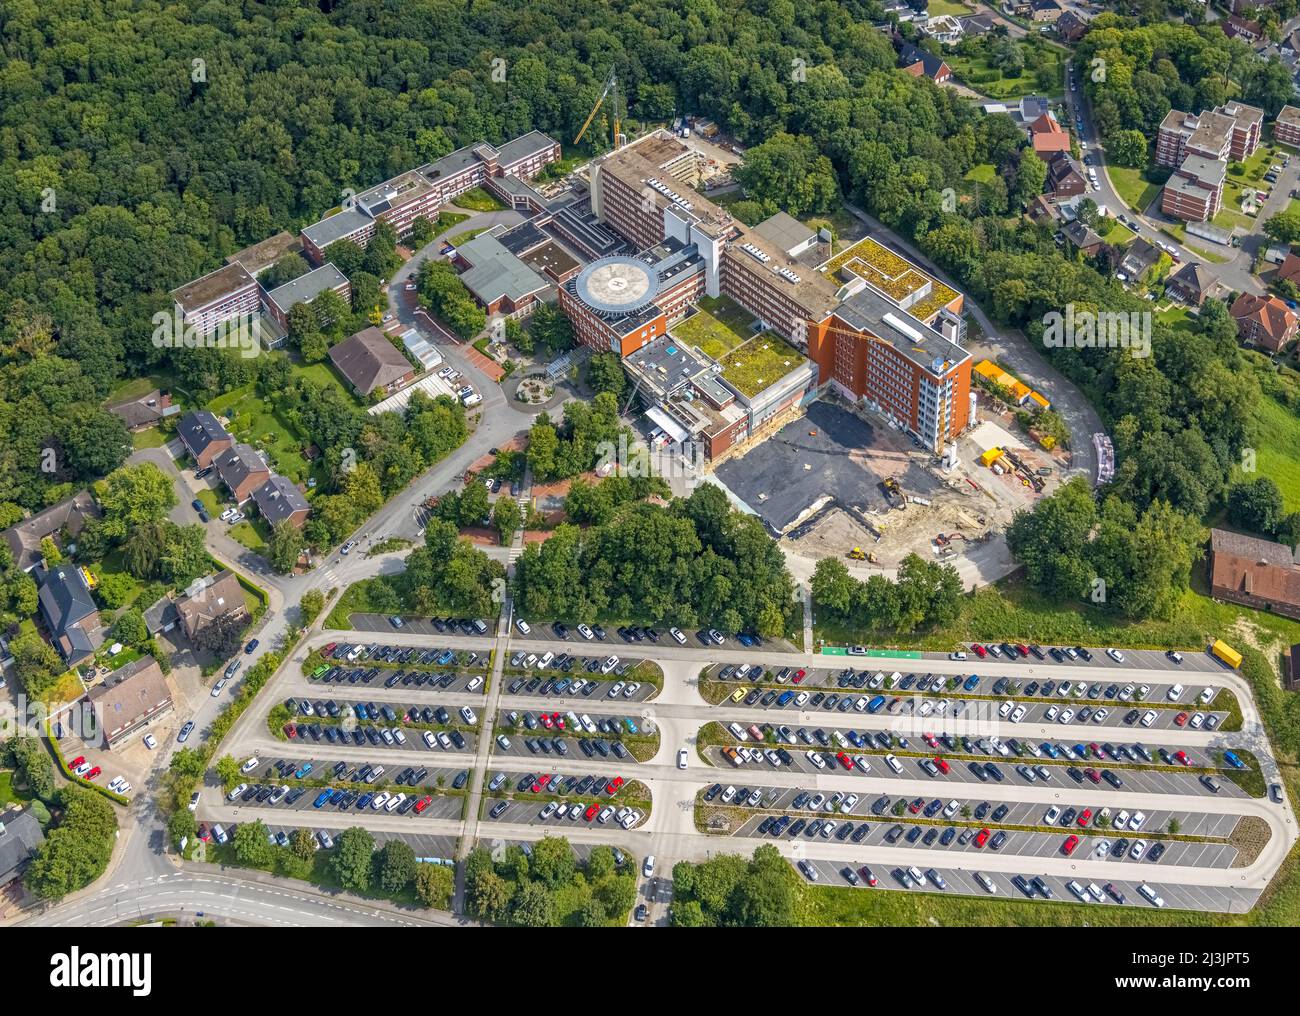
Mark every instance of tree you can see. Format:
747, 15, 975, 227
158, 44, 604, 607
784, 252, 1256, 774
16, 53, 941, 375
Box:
1227, 477, 1285, 535
732, 132, 839, 218
233, 819, 276, 868
415, 862, 454, 908
290, 828, 316, 863
214, 755, 242, 790
168, 807, 197, 851
108, 607, 148, 648
94, 462, 177, 539
300, 589, 325, 626
331, 827, 376, 892
492, 497, 522, 545
530, 836, 576, 889
586, 352, 627, 400
510, 879, 557, 927
10, 736, 54, 799
374, 839, 417, 894
10, 630, 64, 698
1264, 209, 1300, 244
1108, 130, 1148, 169
24, 786, 117, 900
268, 520, 305, 574
39, 536, 62, 566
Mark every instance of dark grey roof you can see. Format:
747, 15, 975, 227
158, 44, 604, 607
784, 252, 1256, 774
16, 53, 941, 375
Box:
456, 231, 551, 306
498, 130, 558, 168
834, 285, 970, 378
301, 207, 373, 250
1168, 261, 1217, 296
329, 327, 416, 395
1121, 237, 1161, 273
37, 564, 100, 664
1, 490, 99, 572
176, 410, 231, 459
0, 809, 45, 884
252, 475, 310, 526
143, 595, 179, 635
266, 263, 348, 316
898, 42, 948, 78
215, 443, 271, 495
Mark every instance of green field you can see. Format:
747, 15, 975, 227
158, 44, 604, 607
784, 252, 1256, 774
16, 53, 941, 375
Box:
673, 299, 755, 358
451, 187, 506, 212
229, 518, 270, 553
927, 0, 971, 13
1098, 219, 1134, 245
1108, 166, 1161, 212
446, 227, 489, 247
1248, 396, 1300, 512
293, 359, 361, 405
207, 384, 314, 485
964, 163, 997, 184
0, 769, 32, 808
946, 43, 1065, 101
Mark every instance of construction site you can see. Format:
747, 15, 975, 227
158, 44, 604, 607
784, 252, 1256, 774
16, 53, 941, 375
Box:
711, 393, 1066, 578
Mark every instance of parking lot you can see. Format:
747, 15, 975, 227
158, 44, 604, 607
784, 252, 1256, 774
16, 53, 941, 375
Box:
501, 670, 657, 703
482, 795, 647, 830
791, 855, 1261, 914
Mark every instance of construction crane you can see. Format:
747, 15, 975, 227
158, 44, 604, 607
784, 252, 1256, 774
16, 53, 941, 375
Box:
574, 67, 620, 149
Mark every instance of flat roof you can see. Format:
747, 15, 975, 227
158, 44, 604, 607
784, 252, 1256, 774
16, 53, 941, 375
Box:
301, 206, 373, 250
834, 283, 969, 377
717, 334, 808, 399
266, 263, 348, 314
819, 236, 960, 322
753, 211, 817, 255
225, 231, 302, 275
170, 262, 255, 312
357, 169, 435, 215
623, 332, 721, 399
521, 240, 580, 281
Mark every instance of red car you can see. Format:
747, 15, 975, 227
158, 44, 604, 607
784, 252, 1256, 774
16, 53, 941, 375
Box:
414, 795, 432, 814
540, 714, 554, 729
1084, 768, 1100, 784
922, 732, 939, 749
934, 757, 950, 774
1077, 808, 1092, 827
972, 644, 988, 658
908, 797, 924, 814
70, 756, 85, 769
553, 713, 565, 729
606, 776, 624, 795
284, 724, 297, 738
836, 752, 853, 771
1062, 834, 1079, 855
1016, 644, 1030, 658
1089, 743, 1102, 758
86, 767, 101, 780
533, 774, 551, 793
584, 803, 599, 821
322, 643, 337, 655
198, 823, 211, 842
974, 827, 991, 848
1174, 712, 1189, 727
1174, 750, 1190, 766
858, 866, 878, 886
792, 669, 806, 684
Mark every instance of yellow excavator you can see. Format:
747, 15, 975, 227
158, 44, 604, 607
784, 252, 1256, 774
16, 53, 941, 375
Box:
848, 547, 877, 563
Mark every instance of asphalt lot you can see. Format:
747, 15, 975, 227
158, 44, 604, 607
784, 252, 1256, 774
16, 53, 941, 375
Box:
701, 745, 1244, 801
218, 786, 467, 824
713, 401, 938, 531
714, 783, 1241, 840
731, 810, 1237, 870
792, 855, 1260, 914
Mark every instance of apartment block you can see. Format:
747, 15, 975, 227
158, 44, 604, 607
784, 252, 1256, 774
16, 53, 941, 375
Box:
1275, 104, 1300, 148
1160, 153, 1225, 222
169, 263, 261, 334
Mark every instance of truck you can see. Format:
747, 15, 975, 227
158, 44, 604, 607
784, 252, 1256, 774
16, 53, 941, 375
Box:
1210, 639, 1242, 670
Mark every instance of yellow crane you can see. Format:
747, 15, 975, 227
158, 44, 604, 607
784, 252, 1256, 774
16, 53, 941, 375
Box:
574, 67, 620, 148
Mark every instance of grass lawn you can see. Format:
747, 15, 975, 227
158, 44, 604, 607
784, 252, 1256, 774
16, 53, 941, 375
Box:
447, 227, 489, 247
1108, 166, 1161, 212
292, 359, 361, 406
229, 518, 270, 553
0, 770, 32, 808
1245, 396, 1300, 512
87, 548, 146, 608
1186, 242, 1231, 265
964, 163, 997, 185
673, 302, 755, 358
208, 384, 313, 485
801, 207, 861, 249
431, 211, 470, 238
927, 0, 971, 13
451, 187, 505, 212
1156, 304, 1194, 331
946, 43, 1065, 101
131, 427, 168, 450
717, 334, 807, 398
196, 488, 225, 516
1098, 219, 1134, 245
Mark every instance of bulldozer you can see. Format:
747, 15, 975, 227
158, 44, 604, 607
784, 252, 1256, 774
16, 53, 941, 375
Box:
848, 546, 867, 560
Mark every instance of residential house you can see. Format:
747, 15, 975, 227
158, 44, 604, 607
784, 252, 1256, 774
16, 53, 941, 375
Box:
1230, 292, 1299, 352
897, 42, 953, 84
958, 13, 996, 37
214, 443, 273, 506
1030, 0, 1063, 22
329, 327, 418, 397
1029, 112, 1071, 156
36, 564, 102, 666
1164, 261, 1218, 306
0, 808, 45, 888
1056, 8, 1092, 42
1118, 238, 1161, 282
921, 14, 965, 44
169, 263, 261, 335
106, 389, 176, 432
1278, 252, 1300, 288
1045, 151, 1087, 198
1017, 96, 1051, 123
1062, 220, 1106, 257
252, 475, 310, 530
143, 594, 180, 637
1223, 15, 1263, 44
88, 656, 173, 749
1, 490, 99, 573
176, 410, 233, 469
175, 570, 249, 643
1209, 528, 1300, 620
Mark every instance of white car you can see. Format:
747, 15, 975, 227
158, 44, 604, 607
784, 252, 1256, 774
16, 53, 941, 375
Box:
669, 627, 687, 645
998, 700, 1013, 719
643, 855, 655, 877
624, 682, 640, 698
601, 656, 620, 675
466, 675, 483, 692
459, 706, 477, 724
1058, 708, 1075, 724
1045, 705, 1059, 722
1010, 704, 1027, 723
1199, 686, 1215, 705
1189, 712, 1205, 729
228, 512, 245, 524
143, 734, 158, 750
515, 618, 531, 635
949, 651, 967, 661
227, 783, 248, 801
1130, 811, 1147, 830
795, 691, 808, 707
1114, 809, 1130, 830
885, 753, 903, 774
842, 794, 860, 814
210, 678, 227, 697
620, 809, 641, 829
807, 750, 827, 770
1106, 648, 1124, 663
219, 507, 237, 522
1130, 839, 1147, 860
576, 623, 594, 640
1140, 710, 1157, 727
1091, 707, 1108, 724
240, 756, 260, 774
1044, 805, 1061, 825
187, 792, 200, 812
1167, 683, 1184, 702
423, 730, 438, 749
677, 748, 688, 770
608, 681, 625, 698
370, 792, 391, 811
1093, 838, 1111, 858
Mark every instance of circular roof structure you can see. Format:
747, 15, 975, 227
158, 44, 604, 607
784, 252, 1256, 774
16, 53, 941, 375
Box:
574, 256, 659, 315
